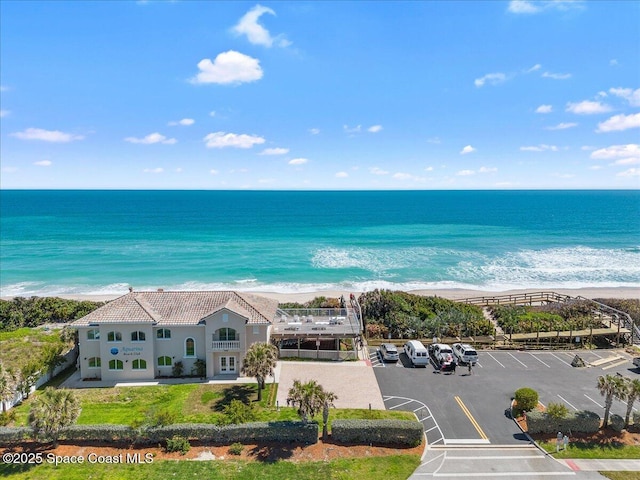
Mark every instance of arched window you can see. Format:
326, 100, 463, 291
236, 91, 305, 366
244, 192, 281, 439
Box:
107, 331, 122, 342
88, 357, 101, 368
131, 331, 146, 342
185, 338, 195, 357
216, 328, 237, 341
87, 329, 100, 341
132, 359, 147, 370
156, 328, 171, 340
158, 356, 172, 367
108, 359, 123, 370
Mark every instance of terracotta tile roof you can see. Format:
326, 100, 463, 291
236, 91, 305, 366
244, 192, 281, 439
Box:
71, 291, 278, 327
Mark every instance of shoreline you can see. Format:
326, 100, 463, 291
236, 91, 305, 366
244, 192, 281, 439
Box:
2, 286, 638, 303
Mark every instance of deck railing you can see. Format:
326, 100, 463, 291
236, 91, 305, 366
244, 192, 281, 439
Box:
211, 340, 240, 350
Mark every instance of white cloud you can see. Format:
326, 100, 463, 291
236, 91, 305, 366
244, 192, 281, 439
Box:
617, 168, 640, 177
168, 118, 195, 126
190, 51, 263, 85
609, 87, 640, 107
566, 100, 612, 114
526, 63, 542, 73
1, 166, 18, 173
535, 104, 553, 114
424, 166, 434, 172
288, 158, 308, 165
0, 85, 9, 92
581, 145, 596, 151
309, 128, 320, 135
125, 132, 177, 145
209, 111, 216, 117
203, 132, 265, 148
11, 128, 84, 143
546, 122, 578, 130
210, 169, 219, 175
368, 125, 383, 133
34, 160, 52, 167
456, 169, 475, 176
143, 167, 164, 174
259, 147, 289, 155
596, 113, 640, 133
232, 5, 290, 48
508, 0, 539, 13
460, 145, 476, 154
176, 168, 183, 173
479, 166, 498, 173
542, 71, 571, 80
508, 1, 585, 14
335, 171, 349, 178
0, 109, 10, 117
588, 165, 603, 170
343, 124, 362, 134
553, 173, 576, 179
427, 137, 441, 144
392, 172, 425, 181
370, 167, 389, 175
520, 144, 559, 152
610, 59, 619, 66
474, 72, 507, 87
591, 144, 640, 165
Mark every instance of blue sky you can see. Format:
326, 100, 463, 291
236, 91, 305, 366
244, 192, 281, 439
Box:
1, 0, 639, 190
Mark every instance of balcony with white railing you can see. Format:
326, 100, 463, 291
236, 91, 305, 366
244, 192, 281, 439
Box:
211, 340, 240, 351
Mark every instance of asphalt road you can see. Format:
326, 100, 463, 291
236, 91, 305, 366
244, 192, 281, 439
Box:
371, 346, 639, 446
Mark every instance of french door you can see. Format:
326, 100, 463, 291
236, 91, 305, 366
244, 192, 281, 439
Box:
220, 355, 236, 374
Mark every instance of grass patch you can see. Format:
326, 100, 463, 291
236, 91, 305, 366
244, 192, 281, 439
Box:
0, 328, 72, 373
600, 473, 640, 480
0, 455, 420, 480
539, 440, 640, 459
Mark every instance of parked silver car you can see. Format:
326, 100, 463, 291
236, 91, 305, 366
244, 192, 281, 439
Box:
452, 343, 478, 365
380, 343, 400, 362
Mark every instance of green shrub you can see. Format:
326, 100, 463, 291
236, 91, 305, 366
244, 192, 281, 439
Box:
609, 414, 625, 432
61, 424, 137, 442
165, 435, 190, 455
514, 387, 539, 413
526, 410, 600, 434
172, 361, 184, 377
0, 410, 16, 426
222, 399, 257, 425
331, 419, 423, 447
228, 442, 244, 455
546, 402, 569, 419
0, 426, 31, 444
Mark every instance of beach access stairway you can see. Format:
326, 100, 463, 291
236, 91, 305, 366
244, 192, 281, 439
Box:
461, 291, 638, 346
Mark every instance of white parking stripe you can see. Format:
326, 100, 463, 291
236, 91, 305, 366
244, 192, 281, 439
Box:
557, 394, 578, 411
550, 352, 572, 367
584, 394, 604, 409
529, 353, 551, 368
389, 399, 413, 409
487, 353, 505, 368
508, 352, 527, 368
430, 472, 575, 477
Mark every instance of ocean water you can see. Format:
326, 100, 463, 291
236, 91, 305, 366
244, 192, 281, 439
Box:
1, 190, 639, 297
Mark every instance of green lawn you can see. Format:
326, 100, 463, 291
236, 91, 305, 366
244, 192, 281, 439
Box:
600, 473, 640, 480
0, 327, 72, 373
10, 382, 412, 427
0, 455, 421, 480
539, 440, 640, 459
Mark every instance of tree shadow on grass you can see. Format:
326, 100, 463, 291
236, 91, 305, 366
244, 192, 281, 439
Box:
212, 385, 257, 412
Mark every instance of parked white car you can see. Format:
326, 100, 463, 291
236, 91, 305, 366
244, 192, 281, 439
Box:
452, 343, 478, 366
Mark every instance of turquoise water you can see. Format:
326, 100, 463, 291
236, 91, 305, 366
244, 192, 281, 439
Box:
1, 190, 638, 296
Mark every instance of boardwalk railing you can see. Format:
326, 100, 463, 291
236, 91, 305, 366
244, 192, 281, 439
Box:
576, 296, 638, 345
460, 291, 571, 306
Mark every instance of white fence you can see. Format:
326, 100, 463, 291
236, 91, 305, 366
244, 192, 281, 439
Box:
2, 347, 78, 412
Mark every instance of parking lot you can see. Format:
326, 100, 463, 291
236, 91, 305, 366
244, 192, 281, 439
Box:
371, 346, 639, 446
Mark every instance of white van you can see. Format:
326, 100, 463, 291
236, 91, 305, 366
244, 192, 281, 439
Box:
404, 340, 429, 367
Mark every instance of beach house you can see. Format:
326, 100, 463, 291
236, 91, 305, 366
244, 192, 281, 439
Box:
71, 290, 279, 381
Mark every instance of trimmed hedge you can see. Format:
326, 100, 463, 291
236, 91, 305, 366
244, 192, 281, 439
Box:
0, 426, 31, 445
331, 419, 423, 447
634, 411, 640, 426
609, 414, 625, 432
526, 410, 600, 434
0, 422, 318, 446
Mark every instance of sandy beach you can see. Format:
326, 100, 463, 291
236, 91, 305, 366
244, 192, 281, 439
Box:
4, 286, 637, 304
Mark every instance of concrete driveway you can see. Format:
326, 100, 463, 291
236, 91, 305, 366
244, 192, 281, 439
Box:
276, 360, 385, 410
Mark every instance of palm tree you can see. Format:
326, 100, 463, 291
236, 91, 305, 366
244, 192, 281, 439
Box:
623, 377, 640, 428
596, 374, 627, 428
241, 342, 278, 401
29, 387, 81, 447
286, 379, 325, 423
321, 389, 338, 441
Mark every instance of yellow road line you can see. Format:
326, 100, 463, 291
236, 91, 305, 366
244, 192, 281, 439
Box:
454, 396, 488, 440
